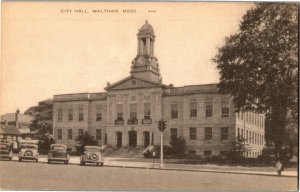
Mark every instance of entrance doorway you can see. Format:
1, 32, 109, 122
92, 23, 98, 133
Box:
116, 132, 122, 147
128, 131, 137, 147
143, 131, 150, 147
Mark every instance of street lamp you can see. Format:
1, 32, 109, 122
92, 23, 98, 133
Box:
157, 119, 167, 168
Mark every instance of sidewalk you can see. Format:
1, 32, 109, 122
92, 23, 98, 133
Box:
12, 155, 297, 177
104, 157, 298, 177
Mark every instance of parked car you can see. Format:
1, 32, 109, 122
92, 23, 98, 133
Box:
0, 141, 13, 160
80, 146, 104, 166
19, 143, 39, 162
48, 144, 69, 164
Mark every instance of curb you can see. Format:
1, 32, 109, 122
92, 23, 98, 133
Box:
8, 157, 297, 178
101, 164, 297, 178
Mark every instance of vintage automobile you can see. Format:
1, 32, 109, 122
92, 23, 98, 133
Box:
0, 141, 13, 160
80, 146, 104, 166
48, 144, 69, 164
19, 143, 39, 162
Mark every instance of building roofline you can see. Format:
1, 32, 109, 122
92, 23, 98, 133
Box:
53, 92, 90, 97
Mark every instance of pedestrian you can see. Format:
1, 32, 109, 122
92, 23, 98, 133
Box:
275, 160, 283, 176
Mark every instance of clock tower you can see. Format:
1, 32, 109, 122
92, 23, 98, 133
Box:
130, 21, 161, 83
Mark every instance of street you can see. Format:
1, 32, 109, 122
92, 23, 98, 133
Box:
0, 160, 297, 191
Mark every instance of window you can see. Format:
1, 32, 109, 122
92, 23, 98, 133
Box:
96, 105, 102, 121
241, 129, 244, 139
79, 107, 84, 121
67, 129, 72, 139
222, 108, 229, 117
171, 103, 178, 119
221, 97, 230, 117
237, 128, 240, 139
205, 99, 213, 117
58, 108, 62, 122
205, 127, 212, 140
246, 130, 248, 143
189, 128, 196, 140
68, 108, 73, 121
96, 129, 101, 140
204, 150, 212, 156
57, 129, 62, 140
78, 129, 83, 136
190, 100, 197, 118
131, 95, 136, 102
116, 104, 123, 120
221, 127, 229, 140
130, 103, 137, 119
144, 102, 151, 119
170, 128, 178, 139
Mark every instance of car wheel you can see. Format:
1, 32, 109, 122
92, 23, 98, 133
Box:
36, 159, 38, 162
64, 160, 68, 164
96, 163, 99, 166
80, 161, 84, 166
48, 160, 51, 164
100, 163, 103, 167
19, 157, 22, 162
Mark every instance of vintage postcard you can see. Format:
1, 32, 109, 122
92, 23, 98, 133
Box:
0, 1, 298, 191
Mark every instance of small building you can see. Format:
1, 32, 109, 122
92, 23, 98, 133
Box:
0, 110, 33, 140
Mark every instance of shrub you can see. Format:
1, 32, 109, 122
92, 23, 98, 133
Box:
143, 145, 172, 158
74, 131, 98, 154
169, 136, 186, 155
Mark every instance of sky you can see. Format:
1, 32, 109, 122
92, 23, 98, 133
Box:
0, 2, 253, 115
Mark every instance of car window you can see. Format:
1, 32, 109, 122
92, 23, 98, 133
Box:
21, 145, 37, 149
52, 146, 65, 150
85, 148, 100, 152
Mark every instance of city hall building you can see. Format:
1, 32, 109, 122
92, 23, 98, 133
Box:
53, 21, 265, 157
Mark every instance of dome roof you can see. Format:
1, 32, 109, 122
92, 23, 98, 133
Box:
138, 20, 154, 35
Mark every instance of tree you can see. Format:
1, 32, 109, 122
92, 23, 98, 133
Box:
27, 100, 53, 137
75, 131, 98, 154
213, 3, 298, 159
38, 133, 55, 154
229, 137, 250, 161
26, 99, 54, 153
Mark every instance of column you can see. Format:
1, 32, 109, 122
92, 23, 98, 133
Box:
137, 38, 140, 55
139, 39, 143, 55
150, 132, 152, 145
151, 39, 155, 56
147, 38, 151, 55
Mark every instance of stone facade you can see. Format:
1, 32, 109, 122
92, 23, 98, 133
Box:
53, 21, 265, 157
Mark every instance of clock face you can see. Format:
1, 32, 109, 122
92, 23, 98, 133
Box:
136, 57, 146, 66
